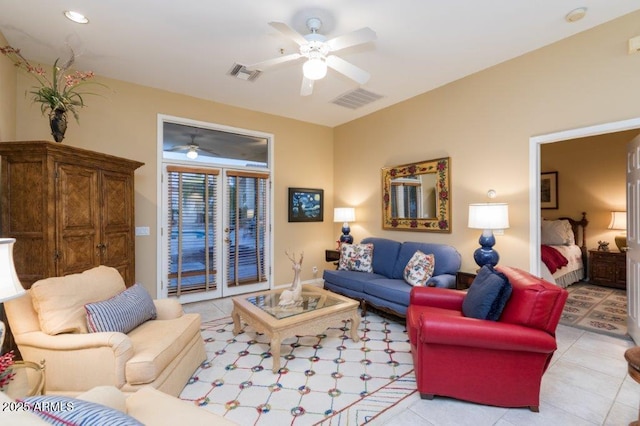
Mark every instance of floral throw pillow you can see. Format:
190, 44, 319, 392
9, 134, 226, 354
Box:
403, 250, 435, 286
338, 243, 374, 273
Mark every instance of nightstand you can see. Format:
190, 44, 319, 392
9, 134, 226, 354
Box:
589, 249, 626, 289
456, 271, 476, 290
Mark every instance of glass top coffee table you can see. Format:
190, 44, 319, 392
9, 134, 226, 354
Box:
3, 360, 45, 399
231, 285, 360, 373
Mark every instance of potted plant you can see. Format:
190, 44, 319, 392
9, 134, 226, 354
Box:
0, 46, 106, 142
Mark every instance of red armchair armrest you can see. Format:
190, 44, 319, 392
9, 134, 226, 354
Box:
410, 286, 466, 311
418, 311, 557, 353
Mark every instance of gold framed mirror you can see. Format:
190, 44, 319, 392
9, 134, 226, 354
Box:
382, 157, 451, 232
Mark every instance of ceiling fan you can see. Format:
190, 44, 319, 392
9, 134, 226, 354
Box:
248, 18, 376, 96
167, 134, 219, 160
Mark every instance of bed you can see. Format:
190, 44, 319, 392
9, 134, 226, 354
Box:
539, 212, 589, 288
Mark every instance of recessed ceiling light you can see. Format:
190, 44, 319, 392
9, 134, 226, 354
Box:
64, 10, 89, 24
565, 7, 587, 23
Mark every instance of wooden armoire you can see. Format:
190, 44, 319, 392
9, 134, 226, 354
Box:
0, 141, 144, 354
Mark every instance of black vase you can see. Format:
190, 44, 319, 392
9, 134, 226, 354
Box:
49, 108, 67, 143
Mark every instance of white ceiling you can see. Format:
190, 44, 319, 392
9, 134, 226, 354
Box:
1, 1, 639, 128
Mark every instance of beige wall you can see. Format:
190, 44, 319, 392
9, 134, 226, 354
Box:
541, 130, 639, 249
2, 61, 334, 295
0, 32, 16, 140
3, 10, 640, 289
334, 11, 640, 273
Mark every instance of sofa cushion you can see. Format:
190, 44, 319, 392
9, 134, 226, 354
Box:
30, 266, 126, 335
125, 313, 202, 385
21, 395, 143, 425
392, 242, 461, 279
338, 243, 374, 272
323, 270, 386, 293
363, 278, 413, 308
462, 266, 512, 320
361, 237, 401, 277
86, 284, 157, 334
403, 250, 435, 286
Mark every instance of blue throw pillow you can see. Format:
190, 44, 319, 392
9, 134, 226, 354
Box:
462, 265, 512, 320
85, 283, 157, 334
20, 395, 143, 425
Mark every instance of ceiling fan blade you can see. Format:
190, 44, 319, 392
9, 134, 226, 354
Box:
198, 147, 222, 157
247, 53, 302, 71
168, 145, 192, 152
327, 27, 376, 52
268, 21, 308, 46
326, 55, 370, 84
300, 77, 314, 96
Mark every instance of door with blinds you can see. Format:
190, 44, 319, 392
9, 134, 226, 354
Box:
164, 165, 270, 301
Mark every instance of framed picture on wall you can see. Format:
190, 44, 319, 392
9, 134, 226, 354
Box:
541, 171, 558, 209
288, 188, 324, 222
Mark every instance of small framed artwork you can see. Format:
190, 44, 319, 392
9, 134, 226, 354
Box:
288, 188, 324, 222
541, 172, 558, 209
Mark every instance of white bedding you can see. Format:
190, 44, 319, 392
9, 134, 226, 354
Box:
540, 244, 584, 288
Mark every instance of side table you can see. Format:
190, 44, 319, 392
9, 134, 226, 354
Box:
325, 249, 340, 262
325, 249, 340, 269
456, 271, 476, 290
3, 360, 45, 399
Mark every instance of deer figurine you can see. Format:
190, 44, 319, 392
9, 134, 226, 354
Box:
278, 250, 304, 308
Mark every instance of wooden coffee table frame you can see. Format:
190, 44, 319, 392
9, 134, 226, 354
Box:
231, 285, 360, 373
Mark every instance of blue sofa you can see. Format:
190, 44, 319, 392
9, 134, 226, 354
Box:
323, 237, 462, 317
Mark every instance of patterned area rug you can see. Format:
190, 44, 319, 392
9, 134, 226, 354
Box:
560, 283, 630, 340
179, 312, 416, 425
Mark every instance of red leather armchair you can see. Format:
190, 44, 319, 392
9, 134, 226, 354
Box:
406, 266, 568, 412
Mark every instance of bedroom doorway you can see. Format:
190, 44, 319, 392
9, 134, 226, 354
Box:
530, 117, 640, 343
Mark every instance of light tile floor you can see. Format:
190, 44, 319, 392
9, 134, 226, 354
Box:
184, 298, 640, 426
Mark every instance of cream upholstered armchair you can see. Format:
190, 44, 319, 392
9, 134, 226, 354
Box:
4, 266, 206, 397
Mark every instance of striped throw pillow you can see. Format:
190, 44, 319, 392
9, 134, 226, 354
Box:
85, 283, 157, 334
20, 395, 143, 425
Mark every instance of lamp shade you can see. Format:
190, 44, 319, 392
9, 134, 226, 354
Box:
608, 211, 627, 230
334, 207, 356, 223
468, 203, 510, 230
0, 238, 25, 302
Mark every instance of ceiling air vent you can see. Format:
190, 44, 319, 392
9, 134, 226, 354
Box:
331, 88, 383, 110
228, 63, 261, 81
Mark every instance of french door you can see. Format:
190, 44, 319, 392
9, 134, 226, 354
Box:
162, 165, 270, 302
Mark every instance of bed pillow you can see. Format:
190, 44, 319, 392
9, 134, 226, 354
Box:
85, 283, 157, 334
20, 395, 143, 425
403, 250, 435, 286
338, 243, 374, 273
462, 265, 512, 321
541, 219, 574, 246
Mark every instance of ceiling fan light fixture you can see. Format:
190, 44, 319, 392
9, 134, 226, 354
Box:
303, 57, 327, 80
186, 147, 198, 159
64, 10, 89, 24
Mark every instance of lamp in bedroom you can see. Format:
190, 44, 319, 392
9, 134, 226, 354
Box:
608, 211, 627, 252
334, 207, 356, 244
0, 238, 26, 351
468, 203, 510, 268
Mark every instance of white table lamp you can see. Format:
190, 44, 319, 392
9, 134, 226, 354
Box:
468, 203, 510, 268
0, 238, 26, 351
608, 211, 627, 252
